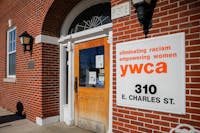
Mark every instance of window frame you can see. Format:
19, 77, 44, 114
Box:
7, 26, 16, 78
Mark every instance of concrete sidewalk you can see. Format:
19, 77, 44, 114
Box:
0, 107, 93, 133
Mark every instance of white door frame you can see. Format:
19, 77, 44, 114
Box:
59, 0, 112, 131
59, 23, 113, 132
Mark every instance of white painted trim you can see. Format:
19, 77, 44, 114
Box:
8, 19, 13, 27
108, 31, 113, 133
36, 116, 59, 126
71, 44, 75, 126
59, 23, 112, 44
35, 34, 59, 45
73, 34, 108, 44
59, 45, 67, 122
63, 41, 74, 126
3, 77, 16, 83
64, 105, 74, 126
60, 0, 110, 37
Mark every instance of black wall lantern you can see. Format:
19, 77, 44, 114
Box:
19, 31, 33, 55
132, 0, 157, 37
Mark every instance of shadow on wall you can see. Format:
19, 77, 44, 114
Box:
16, 101, 26, 118
0, 101, 26, 124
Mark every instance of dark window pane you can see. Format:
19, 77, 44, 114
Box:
9, 32, 12, 52
79, 46, 104, 87
9, 29, 16, 52
13, 30, 16, 51
9, 53, 16, 75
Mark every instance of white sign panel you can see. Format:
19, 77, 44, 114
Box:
116, 33, 185, 114
96, 55, 104, 68
111, 2, 130, 20
89, 71, 96, 85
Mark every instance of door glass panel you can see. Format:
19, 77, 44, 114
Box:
79, 46, 104, 88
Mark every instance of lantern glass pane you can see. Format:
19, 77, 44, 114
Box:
145, 0, 151, 4
23, 37, 30, 44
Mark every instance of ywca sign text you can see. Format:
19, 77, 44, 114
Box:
116, 33, 185, 114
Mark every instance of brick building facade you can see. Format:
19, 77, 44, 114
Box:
0, 0, 59, 122
0, 0, 199, 132
112, 0, 200, 132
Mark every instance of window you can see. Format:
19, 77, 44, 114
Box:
68, 3, 111, 34
7, 27, 16, 77
79, 46, 104, 87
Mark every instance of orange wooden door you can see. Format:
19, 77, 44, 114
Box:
74, 37, 109, 132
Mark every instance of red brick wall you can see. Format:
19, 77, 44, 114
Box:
42, 0, 81, 37
42, 44, 59, 118
0, 0, 60, 122
111, 0, 200, 132
0, 0, 86, 123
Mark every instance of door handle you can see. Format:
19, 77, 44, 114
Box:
74, 77, 78, 93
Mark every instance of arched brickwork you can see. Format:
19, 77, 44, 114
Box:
42, 0, 81, 37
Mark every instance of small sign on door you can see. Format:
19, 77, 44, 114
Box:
89, 71, 96, 85
96, 55, 104, 68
